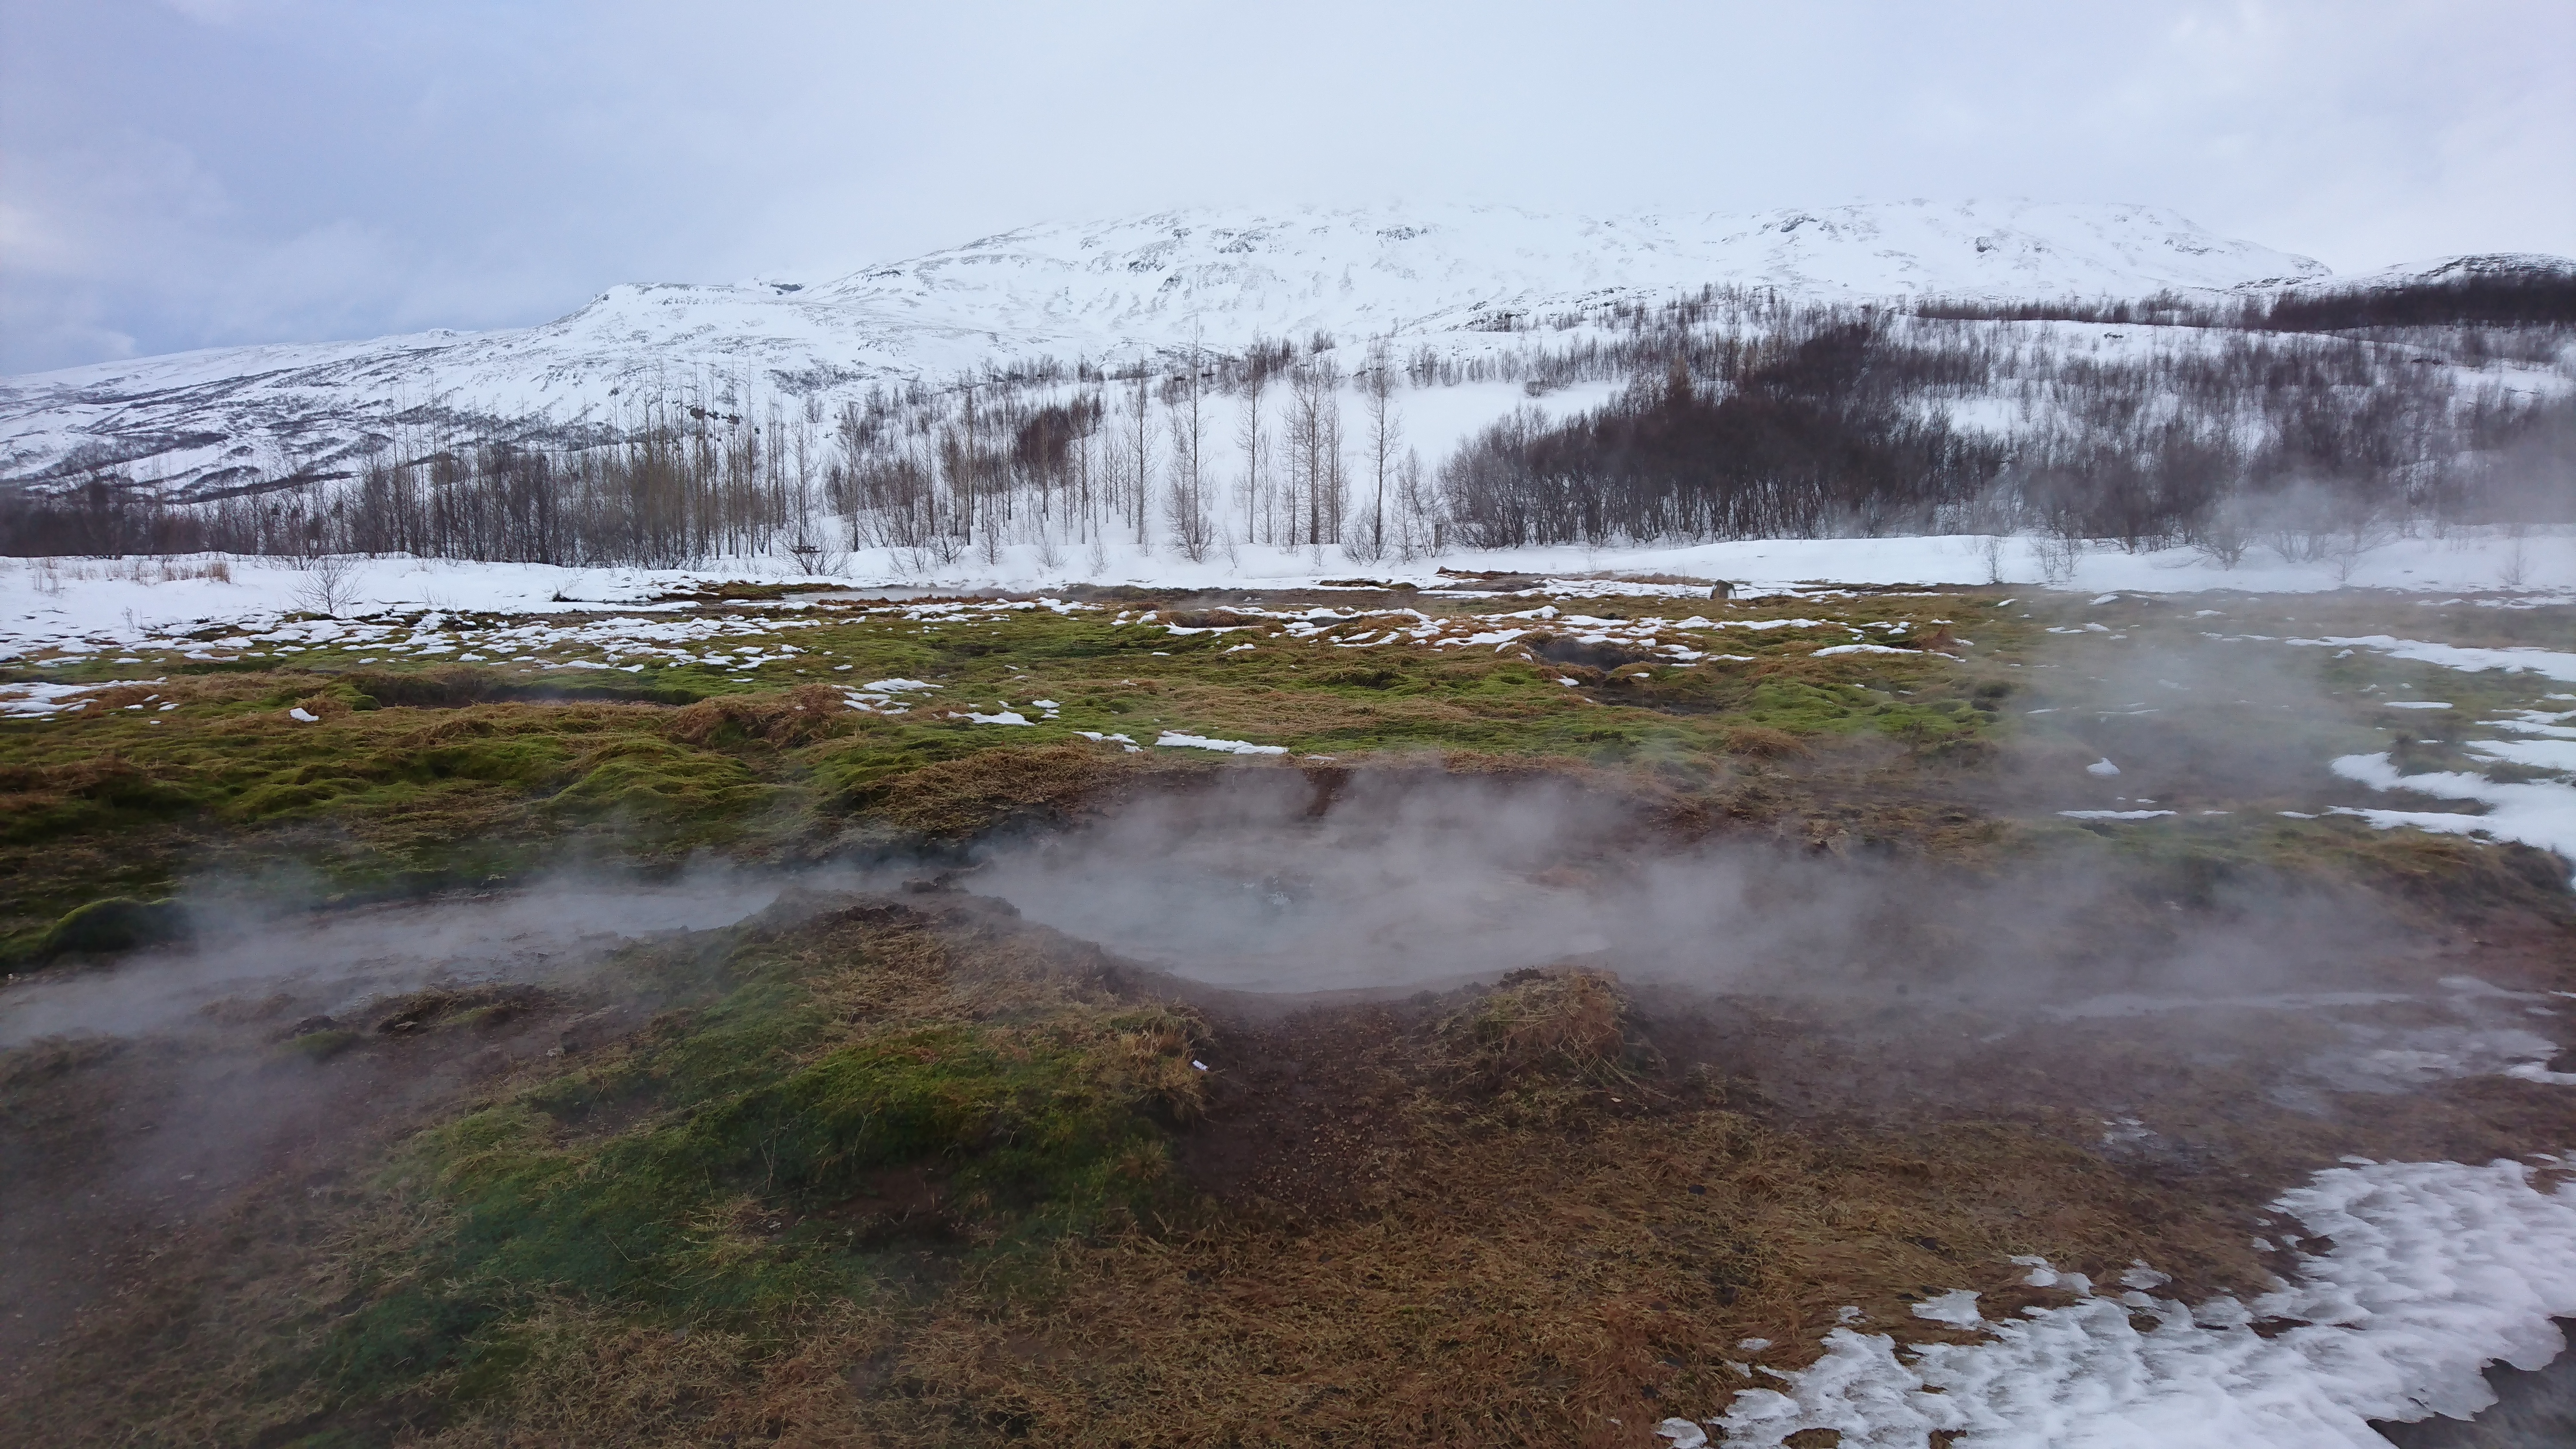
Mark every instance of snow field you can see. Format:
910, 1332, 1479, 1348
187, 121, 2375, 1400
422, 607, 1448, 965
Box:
4, 529, 2567, 668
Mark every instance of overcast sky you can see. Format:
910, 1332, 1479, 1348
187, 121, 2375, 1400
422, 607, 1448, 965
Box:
3, 0, 2569, 375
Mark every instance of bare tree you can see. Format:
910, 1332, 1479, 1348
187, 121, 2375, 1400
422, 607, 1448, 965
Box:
1350, 347, 1403, 561
1235, 369, 1270, 547
1393, 447, 1438, 560
2501, 520, 2533, 588
1285, 356, 1345, 548
1167, 337, 1215, 562
294, 552, 359, 616
1318, 359, 1347, 550
1068, 384, 1099, 546
1125, 371, 1158, 548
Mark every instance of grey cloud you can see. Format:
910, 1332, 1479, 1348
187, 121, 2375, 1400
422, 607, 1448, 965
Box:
3, 0, 2570, 373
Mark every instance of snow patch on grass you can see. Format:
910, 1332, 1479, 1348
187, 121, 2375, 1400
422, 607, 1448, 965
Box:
1715, 1157, 2576, 1448
2329, 753, 2576, 883
2291, 635, 2576, 683
1152, 731, 1288, 755
1814, 642, 1932, 658
2058, 809, 2176, 820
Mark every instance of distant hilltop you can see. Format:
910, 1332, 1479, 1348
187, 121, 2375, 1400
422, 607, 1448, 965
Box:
4, 198, 2564, 500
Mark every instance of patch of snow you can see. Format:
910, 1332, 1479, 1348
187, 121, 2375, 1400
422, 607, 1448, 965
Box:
0, 678, 156, 716
2290, 635, 2576, 683
1716, 1157, 2576, 1448
2059, 809, 2176, 820
1813, 642, 1929, 657
2492, 709, 2576, 741
1153, 731, 1289, 755
2467, 738, 2576, 774
2330, 752, 2576, 884
2316, 1023, 2573, 1090
2087, 758, 2123, 777
1911, 1290, 1986, 1327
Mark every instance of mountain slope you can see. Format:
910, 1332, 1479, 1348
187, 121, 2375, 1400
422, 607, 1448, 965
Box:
1, 199, 2332, 498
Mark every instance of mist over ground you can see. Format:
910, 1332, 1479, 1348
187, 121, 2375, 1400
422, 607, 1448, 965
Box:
972, 765, 2407, 1009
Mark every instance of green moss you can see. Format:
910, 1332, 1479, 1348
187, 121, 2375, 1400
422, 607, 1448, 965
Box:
279, 1028, 362, 1062
548, 738, 769, 819
1740, 678, 1860, 732
32, 895, 189, 963
313, 918, 1201, 1406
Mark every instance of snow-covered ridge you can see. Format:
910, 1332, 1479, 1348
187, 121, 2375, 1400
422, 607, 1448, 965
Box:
0, 200, 2331, 496
2282, 251, 2576, 296
796, 198, 2329, 349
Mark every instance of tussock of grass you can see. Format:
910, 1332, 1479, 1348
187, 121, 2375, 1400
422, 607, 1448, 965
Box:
290, 901, 1209, 1429
279, 1026, 361, 1061
31, 895, 189, 963
374, 985, 560, 1034
667, 684, 856, 749
1438, 967, 1633, 1087
1725, 724, 1810, 758
868, 743, 1132, 840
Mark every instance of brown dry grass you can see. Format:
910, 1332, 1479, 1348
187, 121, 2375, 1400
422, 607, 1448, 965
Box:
872, 744, 1137, 839
1723, 725, 1810, 759
1437, 967, 1630, 1085
670, 684, 858, 748
396, 1022, 2365, 1447
66, 673, 283, 712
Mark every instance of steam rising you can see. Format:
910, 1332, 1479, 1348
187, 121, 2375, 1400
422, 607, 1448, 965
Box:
0, 863, 834, 1047
974, 766, 2406, 1007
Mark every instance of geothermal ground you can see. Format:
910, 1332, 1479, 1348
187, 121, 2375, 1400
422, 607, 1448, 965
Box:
3, 562, 2573, 1446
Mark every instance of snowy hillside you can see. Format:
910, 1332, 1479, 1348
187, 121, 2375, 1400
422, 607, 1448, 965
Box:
0, 200, 2331, 498
2280, 251, 2574, 295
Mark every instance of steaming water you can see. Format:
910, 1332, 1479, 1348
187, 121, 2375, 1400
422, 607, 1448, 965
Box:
0, 869, 823, 1046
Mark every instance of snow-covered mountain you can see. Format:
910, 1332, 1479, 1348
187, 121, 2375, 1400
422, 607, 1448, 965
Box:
1, 199, 2339, 498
